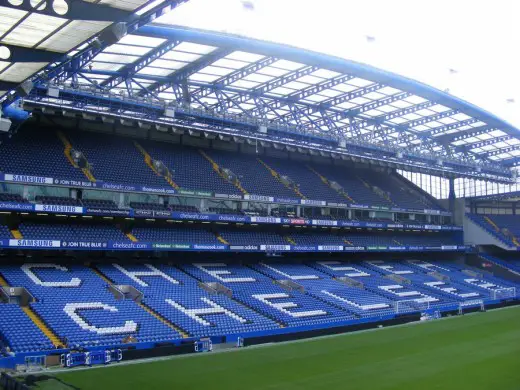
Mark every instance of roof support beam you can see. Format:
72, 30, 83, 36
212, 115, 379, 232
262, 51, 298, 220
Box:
100, 40, 182, 89
0, 44, 65, 63
1, 1, 132, 22
141, 47, 233, 96
193, 56, 278, 98
452, 135, 513, 153
480, 143, 520, 158
434, 125, 496, 144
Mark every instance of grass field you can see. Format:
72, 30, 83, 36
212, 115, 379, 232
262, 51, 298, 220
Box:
51, 306, 520, 390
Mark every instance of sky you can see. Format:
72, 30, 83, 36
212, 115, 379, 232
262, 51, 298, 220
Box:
157, 0, 520, 129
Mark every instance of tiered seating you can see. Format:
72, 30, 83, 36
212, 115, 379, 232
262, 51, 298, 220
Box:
81, 199, 120, 210
0, 127, 85, 181
219, 229, 287, 246
301, 279, 395, 318
99, 263, 280, 337
208, 150, 297, 198
169, 204, 199, 213
140, 142, 240, 195
208, 207, 243, 215
130, 202, 169, 211
0, 264, 181, 348
0, 224, 11, 239
309, 164, 391, 206
363, 171, 440, 210
183, 263, 354, 327
467, 214, 518, 246
260, 157, 345, 202
18, 223, 128, 242
132, 226, 218, 243
0, 193, 28, 203
35, 196, 81, 206
290, 233, 345, 246
0, 305, 53, 353
68, 132, 165, 187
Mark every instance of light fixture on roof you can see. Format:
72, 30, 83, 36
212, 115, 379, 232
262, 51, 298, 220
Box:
0, 46, 11, 61
242, 1, 255, 11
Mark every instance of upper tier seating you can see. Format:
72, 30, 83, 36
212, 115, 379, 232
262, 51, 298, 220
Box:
207, 150, 297, 198
258, 157, 346, 202
0, 127, 445, 210
0, 128, 85, 181
140, 141, 240, 195
467, 214, 519, 246
68, 132, 166, 187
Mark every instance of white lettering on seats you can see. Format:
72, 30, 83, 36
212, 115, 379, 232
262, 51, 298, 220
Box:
259, 263, 319, 280
424, 281, 479, 298
316, 262, 369, 277
22, 263, 81, 287
252, 293, 327, 317
165, 297, 247, 326
366, 261, 413, 275
113, 263, 179, 287
320, 290, 390, 310
193, 263, 255, 282
379, 285, 438, 303
63, 302, 137, 335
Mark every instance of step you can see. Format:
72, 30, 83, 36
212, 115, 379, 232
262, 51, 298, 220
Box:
134, 141, 180, 190
10, 229, 22, 239
57, 131, 96, 182
199, 150, 248, 194
21, 306, 63, 348
216, 234, 229, 245
126, 233, 138, 242
138, 301, 190, 338
307, 165, 355, 202
257, 158, 305, 198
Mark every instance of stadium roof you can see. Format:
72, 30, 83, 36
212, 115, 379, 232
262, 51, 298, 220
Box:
1, 0, 520, 174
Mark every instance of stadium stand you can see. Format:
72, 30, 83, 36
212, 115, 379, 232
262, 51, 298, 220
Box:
0, 127, 446, 212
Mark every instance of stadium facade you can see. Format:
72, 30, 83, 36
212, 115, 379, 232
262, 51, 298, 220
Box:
0, 0, 519, 372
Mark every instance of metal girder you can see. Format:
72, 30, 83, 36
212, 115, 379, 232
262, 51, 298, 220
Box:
480, 144, 520, 158
193, 56, 278, 98
1, 0, 132, 22
398, 109, 459, 130
272, 82, 389, 130
435, 125, 495, 143
426, 118, 480, 136
0, 44, 64, 63
19, 1, 188, 99
502, 157, 520, 167
453, 135, 513, 153
100, 40, 182, 89
288, 74, 356, 101
141, 47, 233, 96
215, 65, 320, 112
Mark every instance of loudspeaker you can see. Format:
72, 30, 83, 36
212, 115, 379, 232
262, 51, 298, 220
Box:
99, 22, 127, 45
15, 80, 33, 97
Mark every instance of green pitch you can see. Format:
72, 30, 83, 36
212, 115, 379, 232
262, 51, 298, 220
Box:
53, 306, 520, 390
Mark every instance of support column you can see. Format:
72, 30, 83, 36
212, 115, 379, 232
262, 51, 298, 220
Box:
449, 177, 456, 214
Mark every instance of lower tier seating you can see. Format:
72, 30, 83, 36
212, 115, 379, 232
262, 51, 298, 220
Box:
0, 260, 516, 355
